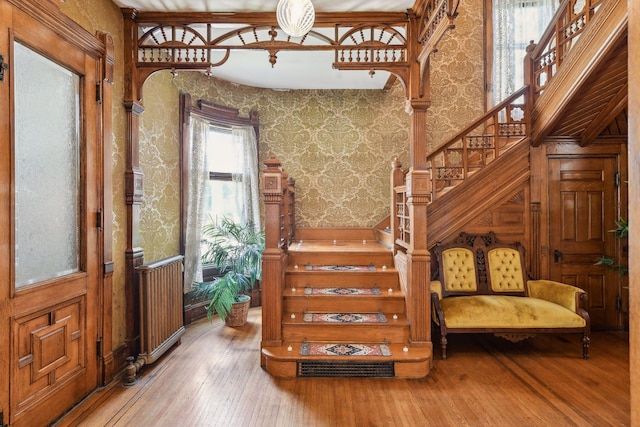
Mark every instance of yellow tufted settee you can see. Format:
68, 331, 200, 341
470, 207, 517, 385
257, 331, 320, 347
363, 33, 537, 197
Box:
430, 232, 590, 360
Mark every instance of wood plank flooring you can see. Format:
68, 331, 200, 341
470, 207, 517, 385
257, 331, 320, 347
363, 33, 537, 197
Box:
58, 308, 630, 427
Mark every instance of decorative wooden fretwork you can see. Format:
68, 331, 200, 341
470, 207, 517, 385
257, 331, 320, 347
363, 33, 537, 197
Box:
123, 6, 463, 98
124, 9, 415, 92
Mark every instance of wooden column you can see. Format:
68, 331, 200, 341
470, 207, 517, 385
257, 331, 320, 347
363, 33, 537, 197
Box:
260, 158, 287, 363
628, 1, 639, 424
403, 13, 432, 348
123, 9, 145, 357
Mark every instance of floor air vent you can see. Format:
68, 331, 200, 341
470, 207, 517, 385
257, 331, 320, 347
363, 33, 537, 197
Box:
297, 361, 395, 377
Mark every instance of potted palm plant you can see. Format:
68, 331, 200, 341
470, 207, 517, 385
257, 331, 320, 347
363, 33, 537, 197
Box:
192, 216, 264, 327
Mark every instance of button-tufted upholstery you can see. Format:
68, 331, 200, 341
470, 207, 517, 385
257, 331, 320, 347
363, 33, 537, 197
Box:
487, 247, 526, 292
442, 248, 477, 292
430, 232, 591, 360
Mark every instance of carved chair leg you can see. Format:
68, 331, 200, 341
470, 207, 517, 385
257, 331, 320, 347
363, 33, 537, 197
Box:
582, 334, 590, 359
441, 335, 448, 360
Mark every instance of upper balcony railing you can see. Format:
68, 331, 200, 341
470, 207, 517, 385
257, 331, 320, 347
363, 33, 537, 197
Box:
527, 0, 605, 100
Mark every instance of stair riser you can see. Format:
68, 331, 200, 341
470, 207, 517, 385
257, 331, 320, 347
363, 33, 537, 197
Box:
286, 272, 399, 287
282, 325, 409, 342
289, 252, 393, 267
283, 298, 406, 313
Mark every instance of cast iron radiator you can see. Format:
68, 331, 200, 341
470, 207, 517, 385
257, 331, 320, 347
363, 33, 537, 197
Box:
136, 255, 186, 364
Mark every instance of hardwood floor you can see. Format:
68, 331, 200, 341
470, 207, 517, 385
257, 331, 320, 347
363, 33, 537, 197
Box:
58, 308, 630, 427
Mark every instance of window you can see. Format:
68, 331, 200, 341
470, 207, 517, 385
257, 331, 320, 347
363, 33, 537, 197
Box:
204, 127, 243, 224
488, 0, 559, 106
179, 93, 260, 289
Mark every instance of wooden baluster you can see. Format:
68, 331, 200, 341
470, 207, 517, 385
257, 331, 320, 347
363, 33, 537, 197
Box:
287, 177, 296, 244
391, 157, 404, 253
280, 169, 290, 249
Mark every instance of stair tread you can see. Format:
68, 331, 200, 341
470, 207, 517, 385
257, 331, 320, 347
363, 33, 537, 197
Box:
283, 287, 404, 297
286, 265, 397, 273
283, 312, 408, 325
262, 342, 432, 362
290, 240, 390, 252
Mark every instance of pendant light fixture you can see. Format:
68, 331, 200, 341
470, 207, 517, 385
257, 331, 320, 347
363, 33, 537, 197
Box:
276, 0, 315, 38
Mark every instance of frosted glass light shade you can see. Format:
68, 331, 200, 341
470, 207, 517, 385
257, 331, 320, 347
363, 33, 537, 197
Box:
276, 0, 315, 37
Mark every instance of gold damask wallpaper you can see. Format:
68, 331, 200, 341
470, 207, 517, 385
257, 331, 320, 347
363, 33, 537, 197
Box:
60, 0, 128, 347
138, 0, 485, 261
427, 0, 485, 150
58, 0, 486, 346
139, 71, 411, 254
138, 72, 181, 262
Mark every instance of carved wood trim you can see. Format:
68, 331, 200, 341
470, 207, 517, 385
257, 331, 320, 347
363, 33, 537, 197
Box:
97, 31, 115, 386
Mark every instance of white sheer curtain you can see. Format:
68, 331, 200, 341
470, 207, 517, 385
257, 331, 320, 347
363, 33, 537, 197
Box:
492, 0, 559, 105
183, 117, 209, 292
232, 126, 261, 232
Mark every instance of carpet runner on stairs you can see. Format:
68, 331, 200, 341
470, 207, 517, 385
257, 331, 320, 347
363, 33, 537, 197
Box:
299, 342, 392, 356
303, 312, 388, 323
304, 286, 381, 295
304, 264, 377, 271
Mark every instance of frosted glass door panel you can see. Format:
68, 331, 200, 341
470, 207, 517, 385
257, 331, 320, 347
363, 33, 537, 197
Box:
14, 42, 81, 288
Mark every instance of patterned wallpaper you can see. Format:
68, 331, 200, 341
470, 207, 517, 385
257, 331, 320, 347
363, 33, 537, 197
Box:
58, 0, 486, 345
139, 0, 485, 259
138, 72, 181, 262
60, 0, 128, 348
139, 71, 410, 245
426, 0, 485, 151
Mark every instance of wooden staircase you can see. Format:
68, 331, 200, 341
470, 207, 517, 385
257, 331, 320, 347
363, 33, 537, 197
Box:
261, 228, 431, 379
260, 0, 627, 380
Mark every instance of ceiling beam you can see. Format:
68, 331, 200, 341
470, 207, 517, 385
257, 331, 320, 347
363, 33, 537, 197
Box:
131, 11, 409, 26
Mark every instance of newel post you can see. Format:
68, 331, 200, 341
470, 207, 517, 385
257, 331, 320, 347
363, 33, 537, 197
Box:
260, 157, 287, 363
524, 40, 537, 106
405, 168, 432, 348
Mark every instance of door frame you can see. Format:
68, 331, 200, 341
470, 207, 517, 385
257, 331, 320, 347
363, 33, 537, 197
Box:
535, 139, 628, 330
0, 0, 114, 423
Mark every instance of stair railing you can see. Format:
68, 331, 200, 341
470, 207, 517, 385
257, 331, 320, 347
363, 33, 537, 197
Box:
391, 158, 410, 251
425, 86, 530, 203
417, 0, 461, 59
526, 0, 605, 101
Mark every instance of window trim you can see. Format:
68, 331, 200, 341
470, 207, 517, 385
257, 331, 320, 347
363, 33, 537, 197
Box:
178, 92, 259, 259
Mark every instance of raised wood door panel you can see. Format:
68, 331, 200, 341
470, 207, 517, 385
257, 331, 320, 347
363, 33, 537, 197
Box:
1, 2, 102, 425
549, 157, 619, 330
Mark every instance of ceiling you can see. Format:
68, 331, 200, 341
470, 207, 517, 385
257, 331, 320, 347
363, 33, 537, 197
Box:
111, 0, 415, 90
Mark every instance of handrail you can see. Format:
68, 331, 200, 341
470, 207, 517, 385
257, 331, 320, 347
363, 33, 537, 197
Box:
418, 0, 460, 43
425, 86, 530, 202
528, 0, 605, 99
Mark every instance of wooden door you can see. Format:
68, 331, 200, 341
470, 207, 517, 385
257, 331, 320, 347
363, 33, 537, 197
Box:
0, 2, 102, 425
549, 157, 620, 330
